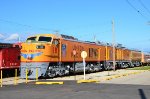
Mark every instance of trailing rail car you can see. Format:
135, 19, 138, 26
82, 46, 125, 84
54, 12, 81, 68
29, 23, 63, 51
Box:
0, 43, 20, 70
141, 52, 150, 66
0, 43, 20, 77
115, 48, 132, 69
131, 50, 142, 66
20, 34, 148, 78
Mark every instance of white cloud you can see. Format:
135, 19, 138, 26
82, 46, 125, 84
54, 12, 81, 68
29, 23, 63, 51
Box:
4, 33, 19, 41
0, 34, 5, 39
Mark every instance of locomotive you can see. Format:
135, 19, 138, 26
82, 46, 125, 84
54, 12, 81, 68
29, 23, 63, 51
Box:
20, 33, 150, 78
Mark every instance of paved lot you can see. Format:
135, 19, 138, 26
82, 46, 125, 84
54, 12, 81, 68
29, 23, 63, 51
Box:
0, 71, 150, 99
0, 82, 150, 99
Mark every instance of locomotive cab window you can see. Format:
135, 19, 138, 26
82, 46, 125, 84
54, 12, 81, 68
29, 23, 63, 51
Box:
38, 36, 52, 42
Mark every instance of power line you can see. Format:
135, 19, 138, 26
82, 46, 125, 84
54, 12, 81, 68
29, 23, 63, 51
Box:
138, 0, 150, 15
126, 0, 149, 20
0, 18, 55, 32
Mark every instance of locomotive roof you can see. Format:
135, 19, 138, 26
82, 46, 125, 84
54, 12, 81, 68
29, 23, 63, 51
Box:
27, 34, 143, 52
28, 34, 59, 38
27, 34, 76, 40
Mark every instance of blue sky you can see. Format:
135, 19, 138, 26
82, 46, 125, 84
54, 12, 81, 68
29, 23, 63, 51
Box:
0, 0, 150, 52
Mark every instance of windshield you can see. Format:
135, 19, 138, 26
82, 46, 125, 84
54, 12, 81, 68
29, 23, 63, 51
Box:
26, 37, 36, 42
38, 36, 52, 42
26, 36, 52, 43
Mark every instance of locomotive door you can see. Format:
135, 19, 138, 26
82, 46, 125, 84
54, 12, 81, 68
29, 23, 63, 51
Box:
2, 48, 10, 67
51, 39, 59, 58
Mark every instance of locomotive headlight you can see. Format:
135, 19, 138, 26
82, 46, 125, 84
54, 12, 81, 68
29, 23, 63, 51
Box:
36, 45, 45, 49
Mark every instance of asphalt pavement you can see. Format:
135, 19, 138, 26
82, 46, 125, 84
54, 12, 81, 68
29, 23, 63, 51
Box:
0, 71, 150, 99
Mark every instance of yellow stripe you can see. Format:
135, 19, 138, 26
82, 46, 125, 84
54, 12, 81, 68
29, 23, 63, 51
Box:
77, 79, 99, 83
35, 82, 64, 85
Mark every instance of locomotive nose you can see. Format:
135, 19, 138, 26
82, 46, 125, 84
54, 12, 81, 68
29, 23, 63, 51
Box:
27, 54, 32, 60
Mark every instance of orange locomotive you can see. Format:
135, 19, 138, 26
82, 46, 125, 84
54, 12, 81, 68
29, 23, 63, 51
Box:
20, 34, 145, 78
20, 34, 106, 78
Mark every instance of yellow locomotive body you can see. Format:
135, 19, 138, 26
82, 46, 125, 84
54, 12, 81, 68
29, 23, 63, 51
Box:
21, 34, 107, 78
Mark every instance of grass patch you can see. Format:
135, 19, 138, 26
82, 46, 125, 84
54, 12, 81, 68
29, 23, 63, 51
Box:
127, 66, 150, 70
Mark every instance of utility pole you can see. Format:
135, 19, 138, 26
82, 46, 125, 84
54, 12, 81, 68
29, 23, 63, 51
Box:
112, 19, 116, 71
55, 30, 61, 38
18, 36, 20, 43
94, 34, 96, 42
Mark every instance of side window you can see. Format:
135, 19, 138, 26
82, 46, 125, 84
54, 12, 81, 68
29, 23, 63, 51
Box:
94, 49, 98, 58
89, 48, 98, 58
89, 48, 93, 58
62, 44, 67, 57
52, 39, 59, 45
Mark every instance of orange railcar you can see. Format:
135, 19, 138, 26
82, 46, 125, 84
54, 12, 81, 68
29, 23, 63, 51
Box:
141, 52, 150, 65
131, 50, 142, 66
60, 39, 107, 72
60, 39, 105, 62
105, 45, 132, 69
